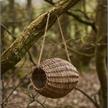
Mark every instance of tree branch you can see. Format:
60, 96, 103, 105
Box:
1, 0, 81, 73
44, 0, 97, 32
75, 87, 99, 108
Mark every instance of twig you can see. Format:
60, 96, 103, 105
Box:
1, 24, 16, 39
35, 99, 47, 108
46, 37, 95, 57
27, 93, 47, 108
26, 93, 38, 108
2, 71, 32, 105
68, 46, 94, 57
27, 51, 36, 66
66, 11, 97, 33
75, 87, 100, 108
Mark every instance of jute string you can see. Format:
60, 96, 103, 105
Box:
57, 16, 71, 63
37, 12, 50, 67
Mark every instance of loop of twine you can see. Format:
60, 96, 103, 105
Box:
37, 12, 71, 67
57, 16, 71, 63
37, 12, 50, 67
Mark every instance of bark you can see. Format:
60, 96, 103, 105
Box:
1, 0, 81, 73
95, 0, 107, 107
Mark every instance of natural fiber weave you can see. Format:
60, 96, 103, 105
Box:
31, 58, 79, 98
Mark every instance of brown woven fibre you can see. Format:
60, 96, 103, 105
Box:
31, 58, 79, 98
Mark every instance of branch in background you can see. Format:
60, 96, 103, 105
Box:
27, 91, 47, 108
44, 0, 54, 5
68, 46, 94, 57
27, 51, 36, 66
27, 98, 47, 108
44, 0, 97, 32
66, 11, 97, 33
75, 87, 99, 108
2, 70, 32, 106
1, 24, 16, 39
35, 99, 47, 108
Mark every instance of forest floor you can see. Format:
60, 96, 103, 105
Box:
3, 65, 100, 108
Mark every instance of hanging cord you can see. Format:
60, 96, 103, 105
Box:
57, 16, 71, 63
37, 12, 50, 67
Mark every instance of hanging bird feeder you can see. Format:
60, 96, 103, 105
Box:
31, 58, 79, 98
31, 12, 79, 98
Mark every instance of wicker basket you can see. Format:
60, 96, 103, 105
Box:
31, 58, 79, 98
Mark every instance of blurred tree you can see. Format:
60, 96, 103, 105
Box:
8, 0, 16, 36
26, 0, 33, 22
95, 0, 107, 107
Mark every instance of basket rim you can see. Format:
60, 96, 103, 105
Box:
31, 66, 48, 91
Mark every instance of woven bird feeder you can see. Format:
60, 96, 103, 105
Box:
31, 58, 79, 98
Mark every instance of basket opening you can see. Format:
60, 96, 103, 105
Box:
32, 68, 47, 89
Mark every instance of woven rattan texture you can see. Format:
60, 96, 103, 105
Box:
31, 58, 79, 98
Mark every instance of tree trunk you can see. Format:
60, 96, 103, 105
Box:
95, 0, 107, 107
